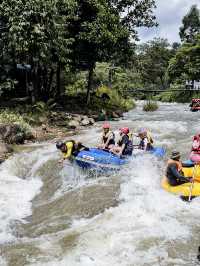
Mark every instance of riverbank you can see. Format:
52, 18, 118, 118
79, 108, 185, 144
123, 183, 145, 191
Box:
0, 106, 126, 163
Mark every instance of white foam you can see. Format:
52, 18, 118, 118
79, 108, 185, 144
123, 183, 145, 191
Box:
0, 149, 44, 244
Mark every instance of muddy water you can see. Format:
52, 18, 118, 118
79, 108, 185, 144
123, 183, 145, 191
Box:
0, 102, 200, 266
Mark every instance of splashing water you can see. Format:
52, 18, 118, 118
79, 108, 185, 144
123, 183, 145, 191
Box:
0, 102, 200, 266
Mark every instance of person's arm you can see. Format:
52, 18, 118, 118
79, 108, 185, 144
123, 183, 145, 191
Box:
118, 143, 125, 156
104, 132, 113, 148
143, 138, 148, 151
170, 164, 192, 182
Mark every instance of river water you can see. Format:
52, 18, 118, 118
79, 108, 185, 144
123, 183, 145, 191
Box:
0, 102, 200, 266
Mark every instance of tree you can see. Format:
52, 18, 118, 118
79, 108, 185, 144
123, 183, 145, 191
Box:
0, 0, 76, 101
179, 5, 200, 43
70, 0, 157, 104
137, 38, 173, 90
168, 35, 200, 83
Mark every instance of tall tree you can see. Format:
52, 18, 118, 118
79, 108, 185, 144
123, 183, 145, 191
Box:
0, 0, 76, 101
137, 38, 173, 90
168, 35, 200, 83
179, 5, 200, 43
71, 0, 157, 104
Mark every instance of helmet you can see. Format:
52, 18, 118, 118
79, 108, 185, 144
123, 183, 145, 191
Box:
56, 141, 65, 149
120, 127, 129, 134
103, 122, 110, 129
170, 150, 181, 159
138, 128, 147, 135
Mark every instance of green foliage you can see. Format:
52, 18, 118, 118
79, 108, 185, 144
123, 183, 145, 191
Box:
0, 109, 32, 135
137, 38, 174, 90
179, 5, 200, 43
94, 85, 135, 111
168, 35, 200, 82
32, 99, 57, 114
154, 82, 200, 103
0, 0, 76, 98
143, 100, 158, 111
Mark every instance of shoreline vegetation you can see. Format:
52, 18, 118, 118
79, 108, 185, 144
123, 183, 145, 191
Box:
0, 2, 200, 162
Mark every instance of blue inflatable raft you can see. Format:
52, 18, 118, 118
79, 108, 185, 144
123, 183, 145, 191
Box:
74, 148, 127, 171
74, 147, 165, 170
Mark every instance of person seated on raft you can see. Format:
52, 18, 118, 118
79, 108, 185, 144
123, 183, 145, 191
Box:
56, 140, 89, 163
165, 151, 193, 186
97, 122, 115, 150
191, 133, 200, 156
137, 128, 154, 151
111, 127, 133, 157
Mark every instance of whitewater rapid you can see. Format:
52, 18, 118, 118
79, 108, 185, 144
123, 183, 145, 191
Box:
0, 102, 200, 266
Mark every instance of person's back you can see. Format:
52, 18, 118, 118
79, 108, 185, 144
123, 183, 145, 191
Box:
138, 128, 154, 151
166, 151, 192, 186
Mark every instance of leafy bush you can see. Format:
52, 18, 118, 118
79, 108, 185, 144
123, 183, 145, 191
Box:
143, 100, 158, 111
95, 85, 135, 111
0, 109, 32, 137
32, 99, 57, 113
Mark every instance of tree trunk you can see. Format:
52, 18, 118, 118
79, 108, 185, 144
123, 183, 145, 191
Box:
56, 61, 61, 98
32, 65, 39, 104
86, 63, 95, 105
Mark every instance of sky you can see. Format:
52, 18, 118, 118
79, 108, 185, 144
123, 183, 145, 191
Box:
138, 0, 200, 44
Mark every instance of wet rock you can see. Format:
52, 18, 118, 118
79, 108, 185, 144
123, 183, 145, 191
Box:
72, 115, 82, 122
68, 120, 80, 129
0, 142, 13, 163
0, 124, 34, 144
89, 118, 95, 125
80, 117, 90, 126
112, 111, 120, 118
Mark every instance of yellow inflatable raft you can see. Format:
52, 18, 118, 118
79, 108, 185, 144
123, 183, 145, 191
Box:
162, 165, 200, 197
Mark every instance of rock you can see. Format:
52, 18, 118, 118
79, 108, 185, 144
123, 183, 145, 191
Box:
0, 124, 24, 144
0, 142, 13, 163
72, 115, 82, 122
0, 124, 34, 144
80, 118, 90, 126
68, 120, 80, 129
89, 117, 95, 125
112, 111, 120, 118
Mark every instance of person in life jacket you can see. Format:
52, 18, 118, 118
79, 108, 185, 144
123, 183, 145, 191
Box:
98, 122, 115, 150
111, 127, 133, 156
137, 128, 154, 151
56, 140, 89, 163
191, 134, 200, 154
165, 151, 193, 186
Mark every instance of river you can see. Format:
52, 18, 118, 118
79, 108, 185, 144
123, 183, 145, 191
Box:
0, 101, 200, 266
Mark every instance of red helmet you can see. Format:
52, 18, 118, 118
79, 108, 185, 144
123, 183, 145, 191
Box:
103, 122, 110, 129
120, 127, 129, 134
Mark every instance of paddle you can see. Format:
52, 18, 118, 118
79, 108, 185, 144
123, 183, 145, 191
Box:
189, 164, 197, 202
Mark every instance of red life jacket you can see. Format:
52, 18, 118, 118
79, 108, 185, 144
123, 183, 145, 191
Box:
192, 135, 200, 154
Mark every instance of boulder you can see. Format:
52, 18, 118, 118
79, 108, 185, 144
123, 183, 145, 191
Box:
80, 117, 90, 126
0, 124, 34, 144
72, 115, 82, 122
68, 120, 80, 129
89, 117, 95, 125
112, 111, 120, 118
0, 142, 13, 163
